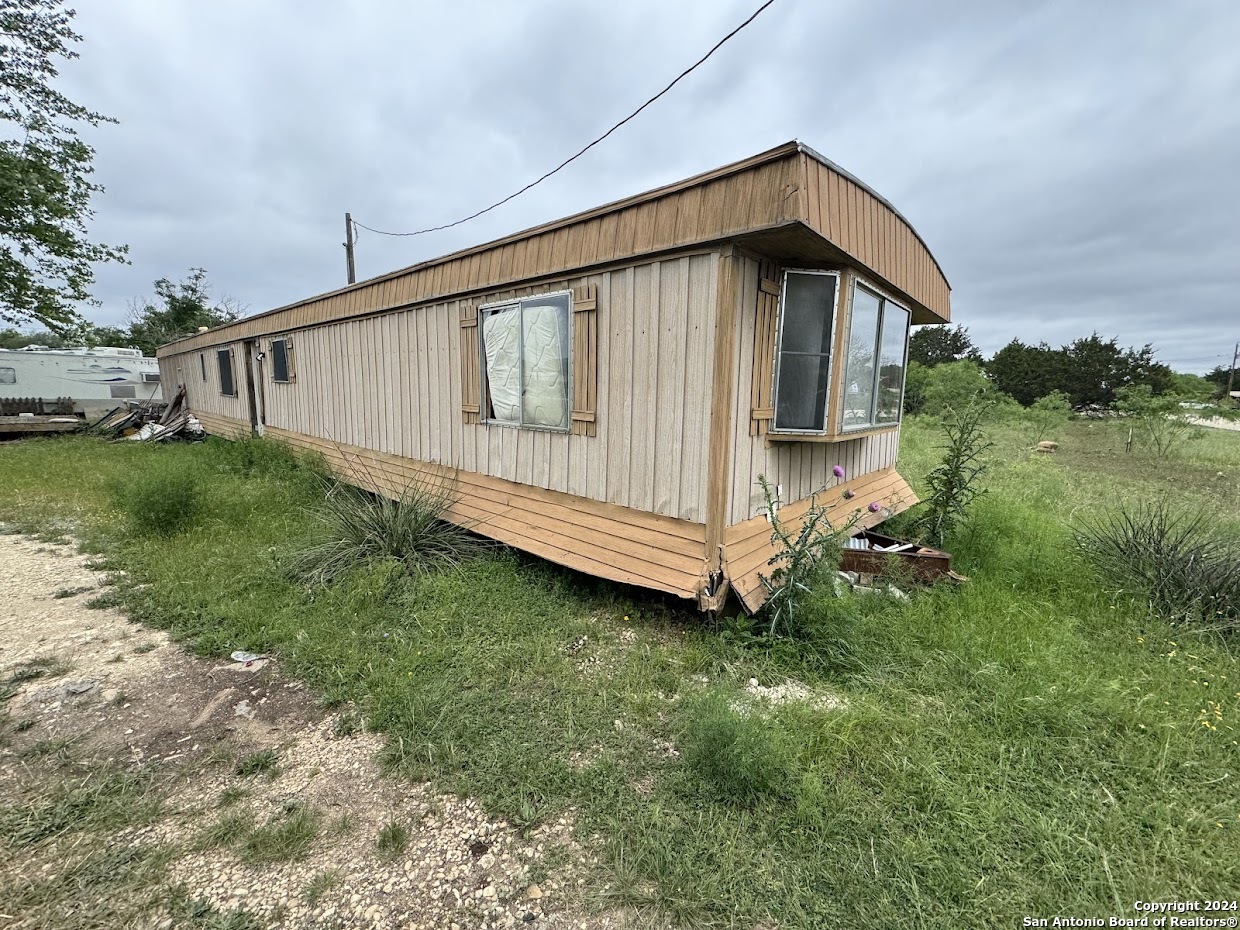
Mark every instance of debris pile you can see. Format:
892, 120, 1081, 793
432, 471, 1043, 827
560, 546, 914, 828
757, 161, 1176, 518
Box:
87, 386, 203, 442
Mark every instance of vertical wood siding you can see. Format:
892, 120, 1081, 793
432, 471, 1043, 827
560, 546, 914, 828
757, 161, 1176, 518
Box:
801, 155, 950, 324
164, 252, 718, 524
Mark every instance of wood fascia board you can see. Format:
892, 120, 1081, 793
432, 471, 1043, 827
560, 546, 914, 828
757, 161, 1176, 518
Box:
703, 245, 742, 583
159, 243, 729, 357
159, 144, 804, 356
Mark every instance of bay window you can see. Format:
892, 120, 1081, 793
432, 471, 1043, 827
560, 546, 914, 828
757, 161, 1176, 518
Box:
768, 269, 911, 437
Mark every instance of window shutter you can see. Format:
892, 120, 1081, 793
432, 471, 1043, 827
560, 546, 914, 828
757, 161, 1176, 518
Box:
750, 260, 782, 435
460, 306, 480, 424
570, 284, 598, 437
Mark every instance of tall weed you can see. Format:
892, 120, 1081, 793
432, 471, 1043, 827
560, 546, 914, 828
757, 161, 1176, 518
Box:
109, 467, 202, 537
917, 400, 993, 547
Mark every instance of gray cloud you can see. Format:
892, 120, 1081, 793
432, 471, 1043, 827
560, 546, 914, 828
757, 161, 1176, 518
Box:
54, 0, 1240, 372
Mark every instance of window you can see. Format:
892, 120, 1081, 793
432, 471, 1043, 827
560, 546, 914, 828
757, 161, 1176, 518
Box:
270, 337, 292, 383
199, 353, 206, 381
217, 348, 236, 396
142, 372, 161, 383
772, 271, 838, 432
0, 366, 15, 385
841, 281, 910, 430
479, 291, 571, 430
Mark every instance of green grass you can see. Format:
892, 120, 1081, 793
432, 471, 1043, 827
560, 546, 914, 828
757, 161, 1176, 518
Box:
0, 425, 1238, 928
374, 819, 411, 861
233, 748, 279, 778
239, 802, 320, 865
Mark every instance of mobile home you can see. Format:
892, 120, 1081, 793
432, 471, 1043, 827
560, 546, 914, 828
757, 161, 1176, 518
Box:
157, 142, 951, 611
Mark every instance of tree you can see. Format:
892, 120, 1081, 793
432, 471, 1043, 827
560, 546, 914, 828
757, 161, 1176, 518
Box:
0, 325, 65, 348
125, 268, 242, 356
1204, 365, 1234, 399
1, 0, 128, 333
986, 339, 1072, 406
918, 360, 1001, 417
909, 324, 981, 368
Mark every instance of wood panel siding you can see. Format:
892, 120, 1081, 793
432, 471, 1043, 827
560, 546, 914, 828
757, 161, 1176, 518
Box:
798, 154, 950, 329
158, 142, 947, 360
163, 252, 719, 525
725, 467, 919, 612
263, 426, 707, 599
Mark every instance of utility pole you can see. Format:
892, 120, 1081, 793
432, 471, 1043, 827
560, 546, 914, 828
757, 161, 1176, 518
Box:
1227, 340, 1239, 399
344, 213, 357, 285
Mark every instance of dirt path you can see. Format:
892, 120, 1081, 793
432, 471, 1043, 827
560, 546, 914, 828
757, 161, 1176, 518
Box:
0, 535, 633, 930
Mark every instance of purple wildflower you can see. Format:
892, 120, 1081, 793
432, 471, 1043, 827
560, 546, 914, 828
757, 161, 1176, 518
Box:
832, 465, 846, 478
868, 501, 882, 513
842, 489, 855, 500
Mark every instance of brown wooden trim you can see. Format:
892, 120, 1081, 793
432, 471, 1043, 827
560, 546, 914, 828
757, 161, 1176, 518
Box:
460, 304, 480, 425
570, 283, 599, 437
725, 467, 919, 611
749, 258, 781, 437
704, 247, 741, 583
765, 424, 899, 444
260, 426, 706, 597
825, 269, 852, 436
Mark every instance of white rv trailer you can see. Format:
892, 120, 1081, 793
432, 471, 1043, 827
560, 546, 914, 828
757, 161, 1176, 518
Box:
0, 346, 163, 418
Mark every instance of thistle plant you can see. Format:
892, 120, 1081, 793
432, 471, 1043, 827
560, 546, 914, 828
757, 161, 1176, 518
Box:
757, 472, 862, 639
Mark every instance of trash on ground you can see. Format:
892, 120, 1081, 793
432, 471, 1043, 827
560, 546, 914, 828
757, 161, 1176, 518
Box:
840, 530, 954, 583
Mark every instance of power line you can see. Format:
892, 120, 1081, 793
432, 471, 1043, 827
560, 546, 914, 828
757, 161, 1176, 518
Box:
352, 0, 778, 240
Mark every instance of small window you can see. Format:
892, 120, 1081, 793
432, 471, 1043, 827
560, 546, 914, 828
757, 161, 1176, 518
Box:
110, 384, 136, 399
479, 292, 571, 430
841, 281, 910, 431
271, 337, 292, 383
0, 366, 15, 385
142, 372, 161, 383
772, 271, 838, 432
217, 348, 236, 396
199, 353, 206, 381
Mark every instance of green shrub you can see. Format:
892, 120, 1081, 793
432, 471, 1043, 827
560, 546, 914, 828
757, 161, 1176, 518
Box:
109, 468, 202, 537
917, 399, 993, 548
1075, 501, 1239, 631
1027, 390, 1072, 444
287, 476, 484, 587
679, 695, 793, 806
1115, 386, 1202, 457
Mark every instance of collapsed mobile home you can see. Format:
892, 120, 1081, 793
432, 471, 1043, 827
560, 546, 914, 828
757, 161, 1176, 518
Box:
157, 141, 951, 611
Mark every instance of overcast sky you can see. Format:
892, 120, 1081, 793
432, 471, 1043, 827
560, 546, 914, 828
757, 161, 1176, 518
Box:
50, 0, 1240, 373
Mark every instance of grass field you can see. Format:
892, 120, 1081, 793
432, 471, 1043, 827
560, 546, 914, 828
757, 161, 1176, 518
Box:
1, 414, 1237, 929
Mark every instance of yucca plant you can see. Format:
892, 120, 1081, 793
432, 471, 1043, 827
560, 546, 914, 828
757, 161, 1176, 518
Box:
288, 472, 484, 587
1075, 501, 1239, 631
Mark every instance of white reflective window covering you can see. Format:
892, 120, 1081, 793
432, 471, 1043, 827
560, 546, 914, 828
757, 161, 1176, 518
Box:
481, 295, 570, 430
520, 301, 570, 429
842, 286, 881, 428
482, 306, 522, 424
0, 367, 14, 385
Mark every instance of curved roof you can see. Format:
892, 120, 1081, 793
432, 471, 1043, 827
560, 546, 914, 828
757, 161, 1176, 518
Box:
161, 141, 949, 355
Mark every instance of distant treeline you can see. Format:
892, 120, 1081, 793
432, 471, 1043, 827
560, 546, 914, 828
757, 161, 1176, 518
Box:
904, 326, 1231, 416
